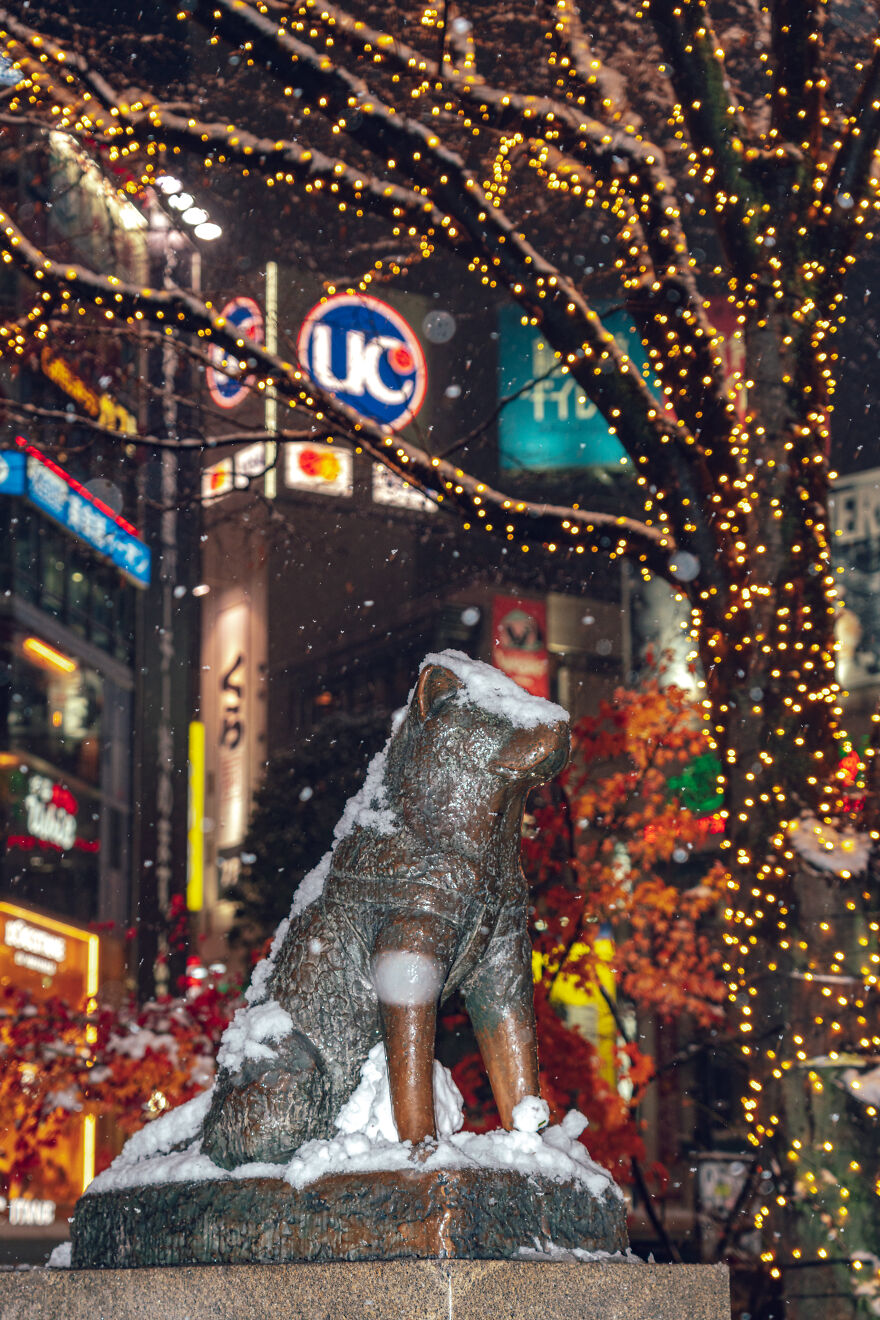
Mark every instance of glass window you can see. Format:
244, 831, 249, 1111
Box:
6, 637, 104, 785
6, 505, 137, 665
40, 533, 66, 619
11, 509, 40, 605
67, 550, 92, 642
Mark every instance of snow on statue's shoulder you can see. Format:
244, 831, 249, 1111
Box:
332, 741, 396, 844
421, 649, 568, 729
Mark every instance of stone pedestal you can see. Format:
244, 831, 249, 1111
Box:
70, 1168, 627, 1267
0, 1259, 730, 1320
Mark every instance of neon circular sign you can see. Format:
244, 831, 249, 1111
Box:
207, 297, 264, 410
297, 294, 427, 432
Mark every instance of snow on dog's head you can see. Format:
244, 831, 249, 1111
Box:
382, 651, 570, 835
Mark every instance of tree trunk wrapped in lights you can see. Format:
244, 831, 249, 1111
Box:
2, 0, 880, 1309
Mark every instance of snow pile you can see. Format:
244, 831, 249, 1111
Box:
518, 1244, 641, 1263
278, 1045, 612, 1196
334, 1043, 463, 1143
843, 1064, 880, 1108
45, 1087, 82, 1114
83, 1043, 618, 1206
46, 1242, 71, 1268
288, 852, 332, 921
216, 999, 294, 1075
107, 1028, 179, 1062
511, 1094, 549, 1133
85, 1088, 225, 1196
420, 649, 568, 730
788, 813, 870, 875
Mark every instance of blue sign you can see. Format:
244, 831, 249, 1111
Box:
0, 450, 26, 495
0, 447, 151, 587
207, 296, 264, 409
297, 294, 427, 433
497, 306, 655, 471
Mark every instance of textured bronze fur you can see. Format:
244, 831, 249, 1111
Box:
200, 660, 569, 1168
71, 1167, 627, 1267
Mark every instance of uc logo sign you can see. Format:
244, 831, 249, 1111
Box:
297, 294, 427, 432
207, 297, 264, 409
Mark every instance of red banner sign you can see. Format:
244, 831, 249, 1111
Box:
492, 596, 550, 699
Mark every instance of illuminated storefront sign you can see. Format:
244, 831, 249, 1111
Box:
297, 294, 427, 432
4, 1196, 57, 1226
201, 441, 268, 500
39, 345, 137, 436
4, 916, 67, 976
0, 903, 99, 1204
1, 759, 100, 861
0, 439, 151, 586
23, 774, 78, 852
285, 441, 353, 497
216, 601, 249, 851
830, 468, 880, 689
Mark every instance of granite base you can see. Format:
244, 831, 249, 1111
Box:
0, 1259, 730, 1320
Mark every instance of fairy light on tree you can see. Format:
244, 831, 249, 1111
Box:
1, 0, 880, 1309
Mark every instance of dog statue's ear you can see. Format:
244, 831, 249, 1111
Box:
415, 664, 463, 722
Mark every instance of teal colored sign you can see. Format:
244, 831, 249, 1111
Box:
498, 305, 654, 472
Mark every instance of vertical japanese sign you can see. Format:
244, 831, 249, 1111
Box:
216, 601, 249, 851
492, 596, 550, 699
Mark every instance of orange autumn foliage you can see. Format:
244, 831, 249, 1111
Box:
0, 982, 239, 1205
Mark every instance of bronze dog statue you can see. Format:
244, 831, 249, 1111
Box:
201, 651, 570, 1168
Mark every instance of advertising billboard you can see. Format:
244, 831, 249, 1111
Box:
0, 439, 150, 587
497, 305, 635, 471
497, 301, 746, 473
492, 595, 550, 699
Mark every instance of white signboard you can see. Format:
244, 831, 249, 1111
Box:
371, 466, 436, 512
202, 442, 268, 500
285, 442, 353, 497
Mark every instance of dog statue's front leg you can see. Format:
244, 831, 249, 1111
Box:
464, 921, 540, 1130
371, 913, 457, 1144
